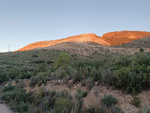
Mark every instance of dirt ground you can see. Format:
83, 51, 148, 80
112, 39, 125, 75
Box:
0, 104, 13, 113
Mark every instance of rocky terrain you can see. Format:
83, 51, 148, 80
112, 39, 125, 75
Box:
17, 31, 150, 52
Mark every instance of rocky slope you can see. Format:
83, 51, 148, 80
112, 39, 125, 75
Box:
114, 37, 150, 48
17, 31, 150, 51
36, 41, 150, 55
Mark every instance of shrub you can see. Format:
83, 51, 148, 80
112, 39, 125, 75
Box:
85, 77, 94, 90
0, 72, 8, 84
0, 86, 32, 103
11, 102, 30, 112
54, 97, 73, 113
101, 95, 118, 107
72, 69, 82, 83
31, 60, 45, 64
75, 89, 88, 99
89, 67, 101, 82
6, 68, 21, 79
32, 54, 38, 57
140, 48, 144, 52
55, 68, 67, 79
54, 52, 71, 69
30, 72, 48, 87
18, 72, 32, 79
2, 83, 15, 92
131, 96, 141, 108
113, 67, 142, 94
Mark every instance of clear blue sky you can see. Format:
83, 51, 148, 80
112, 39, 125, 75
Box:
0, 0, 150, 52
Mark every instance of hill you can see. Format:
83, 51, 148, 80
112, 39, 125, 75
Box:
102, 31, 150, 45
114, 37, 150, 48
17, 31, 150, 51
0, 49, 150, 113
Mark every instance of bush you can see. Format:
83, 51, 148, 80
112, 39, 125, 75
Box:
101, 95, 118, 107
55, 68, 67, 79
30, 72, 48, 87
113, 67, 142, 94
54, 52, 71, 69
85, 77, 94, 90
18, 72, 31, 79
0, 72, 8, 84
75, 89, 88, 99
54, 97, 73, 113
72, 69, 82, 83
11, 102, 30, 112
131, 96, 141, 108
140, 48, 144, 52
0, 86, 32, 103
6, 68, 21, 79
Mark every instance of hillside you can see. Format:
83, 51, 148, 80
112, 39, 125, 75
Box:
102, 31, 150, 45
17, 33, 109, 51
1, 31, 150, 113
114, 37, 150, 48
0, 49, 150, 113
34, 41, 150, 56
17, 31, 150, 51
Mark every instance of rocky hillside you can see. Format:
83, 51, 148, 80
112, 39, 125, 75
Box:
114, 37, 150, 48
17, 31, 150, 51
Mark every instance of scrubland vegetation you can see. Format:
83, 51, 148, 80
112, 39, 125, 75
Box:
0, 49, 150, 113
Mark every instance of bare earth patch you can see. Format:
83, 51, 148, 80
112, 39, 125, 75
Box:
0, 104, 13, 113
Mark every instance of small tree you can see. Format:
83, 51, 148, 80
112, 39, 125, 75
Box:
140, 48, 144, 52
54, 53, 71, 69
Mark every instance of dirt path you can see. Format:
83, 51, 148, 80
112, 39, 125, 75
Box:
0, 104, 13, 113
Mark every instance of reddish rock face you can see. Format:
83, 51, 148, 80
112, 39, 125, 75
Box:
17, 31, 150, 51
102, 31, 150, 45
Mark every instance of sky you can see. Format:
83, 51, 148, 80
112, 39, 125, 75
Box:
0, 0, 150, 52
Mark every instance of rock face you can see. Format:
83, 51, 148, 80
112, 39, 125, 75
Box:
17, 31, 150, 51
102, 31, 150, 45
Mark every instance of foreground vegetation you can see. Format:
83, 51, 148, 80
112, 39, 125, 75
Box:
0, 49, 150, 112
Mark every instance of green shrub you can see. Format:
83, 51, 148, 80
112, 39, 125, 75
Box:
6, 68, 21, 79
11, 102, 30, 112
72, 69, 82, 83
54, 52, 71, 69
31, 60, 45, 64
131, 96, 141, 108
2, 83, 15, 92
140, 48, 144, 52
32, 54, 38, 57
54, 97, 73, 113
30, 72, 48, 87
75, 89, 88, 99
0, 87, 32, 103
101, 95, 118, 107
0, 72, 8, 84
18, 72, 31, 79
113, 67, 142, 94
55, 68, 67, 79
